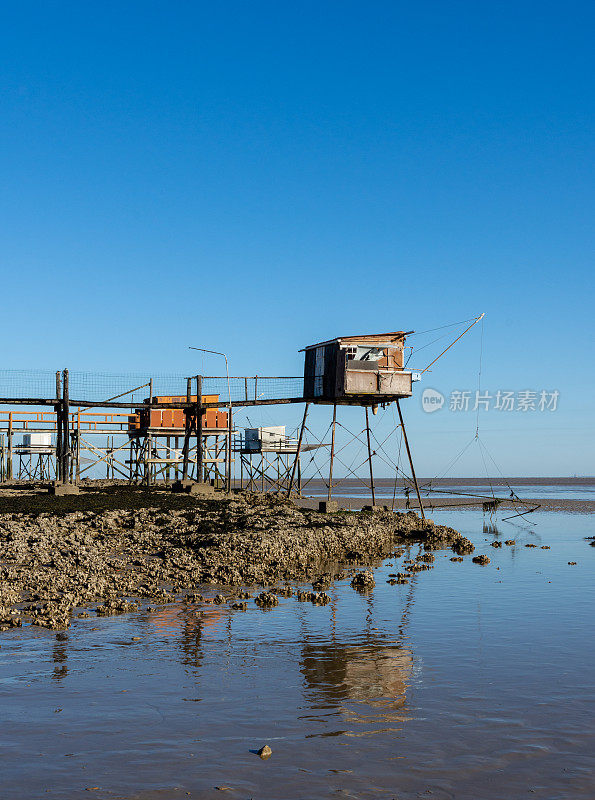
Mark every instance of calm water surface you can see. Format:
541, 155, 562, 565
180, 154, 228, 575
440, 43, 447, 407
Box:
304, 480, 595, 501
1, 508, 594, 800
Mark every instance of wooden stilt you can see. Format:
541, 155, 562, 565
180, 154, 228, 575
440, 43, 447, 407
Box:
328, 403, 337, 501
182, 378, 192, 480
226, 403, 232, 493
62, 369, 70, 484
287, 402, 309, 498
396, 399, 425, 520
55, 372, 62, 483
365, 406, 376, 506
75, 413, 81, 482
7, 411, 13, 480
145, 378, 153, 486
196, 376, 203, 483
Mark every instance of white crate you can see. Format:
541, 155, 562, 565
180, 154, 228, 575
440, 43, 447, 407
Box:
23, 433, 52, 448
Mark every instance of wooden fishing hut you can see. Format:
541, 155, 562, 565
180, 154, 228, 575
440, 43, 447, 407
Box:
301, 331, 414, 404
285, 330, 424, 514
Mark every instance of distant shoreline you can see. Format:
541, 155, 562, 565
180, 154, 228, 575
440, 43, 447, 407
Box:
297, 496, 595, 514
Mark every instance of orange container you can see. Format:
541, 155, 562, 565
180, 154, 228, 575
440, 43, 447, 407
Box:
148, 409, 163, 427
131, 394, 222, 430
172, 410, 185, 429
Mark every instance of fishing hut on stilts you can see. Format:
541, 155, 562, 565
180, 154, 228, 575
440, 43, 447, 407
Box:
287, 331, 426, 517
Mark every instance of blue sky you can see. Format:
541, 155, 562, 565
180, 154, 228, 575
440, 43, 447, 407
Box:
0, 1, 593, 476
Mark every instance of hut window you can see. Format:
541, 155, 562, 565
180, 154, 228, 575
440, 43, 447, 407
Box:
355, 346, 384, 362
346, 346, 357, 361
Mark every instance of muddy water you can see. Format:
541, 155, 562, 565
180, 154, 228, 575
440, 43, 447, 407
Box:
1, 509, 594, 799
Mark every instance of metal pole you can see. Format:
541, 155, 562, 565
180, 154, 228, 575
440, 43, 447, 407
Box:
328, 404, 337, 501
365, 406, 376, 506
287, 402, 309, 498
396, 399, 425, 520
420, 312, 485, 375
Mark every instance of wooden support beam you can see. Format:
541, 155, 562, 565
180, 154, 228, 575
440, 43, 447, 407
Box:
196, 376, 203, 483
365, 406, 376, 506
287, 402, 309, 498
62, 370, 71, 484
181, 378, 193, 481
226, 404, 233, 493
328, 404, 337, 501
396, 398, 425, 521
55, 372, 62, 482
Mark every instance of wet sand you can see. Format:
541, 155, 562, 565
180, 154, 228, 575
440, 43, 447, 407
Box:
1, 505, 593, 800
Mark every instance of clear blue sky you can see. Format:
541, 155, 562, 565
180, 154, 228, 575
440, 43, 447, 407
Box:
1, 1, 593, 476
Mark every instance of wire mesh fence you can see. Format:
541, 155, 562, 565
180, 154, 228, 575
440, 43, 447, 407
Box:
204, 376, 304, 403
0, 370, 58, 399
0, 370, 304, 405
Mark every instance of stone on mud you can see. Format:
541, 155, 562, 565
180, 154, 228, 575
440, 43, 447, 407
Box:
350, 570, 375, 591
472, 555, 490, 565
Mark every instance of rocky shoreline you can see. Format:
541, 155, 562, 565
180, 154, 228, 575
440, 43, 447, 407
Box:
0, 490, 474, 630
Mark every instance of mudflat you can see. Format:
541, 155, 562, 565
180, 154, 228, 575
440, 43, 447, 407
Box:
0, 486, 474, 631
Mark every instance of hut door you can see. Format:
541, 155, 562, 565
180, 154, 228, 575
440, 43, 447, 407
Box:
314, 347, 325, 396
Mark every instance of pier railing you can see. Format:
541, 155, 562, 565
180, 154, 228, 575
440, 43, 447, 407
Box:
0, 370, 304, 407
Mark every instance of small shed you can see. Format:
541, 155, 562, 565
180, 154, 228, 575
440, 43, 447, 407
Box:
244, 426, 289, 452
301, 331, 413, 403
20, 433, 54, 454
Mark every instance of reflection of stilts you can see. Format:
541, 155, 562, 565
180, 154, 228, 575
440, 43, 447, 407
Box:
52, 638, 68, 681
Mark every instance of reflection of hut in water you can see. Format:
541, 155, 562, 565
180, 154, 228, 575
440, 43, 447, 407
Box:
301, 642, 413, 720
145, 603, 228, 670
